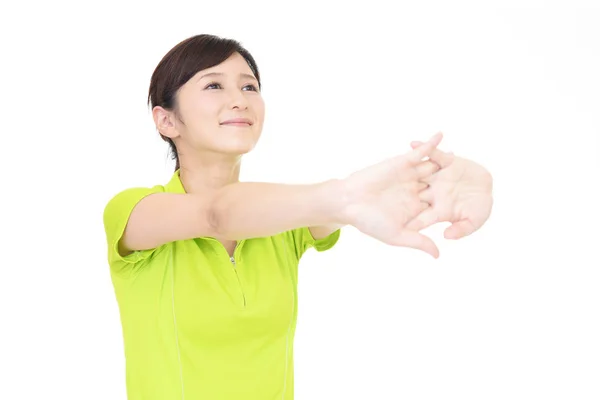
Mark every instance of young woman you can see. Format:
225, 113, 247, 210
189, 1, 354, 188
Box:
103, 34, 493, 400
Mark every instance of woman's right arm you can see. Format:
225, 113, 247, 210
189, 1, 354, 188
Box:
117, 192, 216, 256
116, 180, 346, 256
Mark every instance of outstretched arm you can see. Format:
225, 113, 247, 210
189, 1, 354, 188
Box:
209, 179, 349, 240
111, 133, 451, 258
210, 132, 452, 257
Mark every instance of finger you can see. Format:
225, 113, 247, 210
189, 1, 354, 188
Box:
414, 160, 440, 179
405, 207, 438, 231
430, 149, 454, 169
418, 187, 434, 204
404, 132, 443, 165
411, 141, 454, 169
392, 230, 440, 259
418, 182, 429, 191
444, 219, 476, 239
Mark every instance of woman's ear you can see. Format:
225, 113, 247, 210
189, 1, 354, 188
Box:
152, 106, 179, 139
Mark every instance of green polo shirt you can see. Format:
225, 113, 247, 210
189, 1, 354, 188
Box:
102, 170, 340, 399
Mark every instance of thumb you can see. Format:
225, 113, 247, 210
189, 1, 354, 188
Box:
444, 219, 476, 239
391, 230, 440, 259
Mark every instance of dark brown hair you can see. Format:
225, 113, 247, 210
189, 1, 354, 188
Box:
147, 34, 261, 171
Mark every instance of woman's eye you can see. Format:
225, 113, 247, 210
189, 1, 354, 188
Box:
204, 82, 258, 91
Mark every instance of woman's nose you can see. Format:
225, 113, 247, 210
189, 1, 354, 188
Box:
227, 89, 249, 110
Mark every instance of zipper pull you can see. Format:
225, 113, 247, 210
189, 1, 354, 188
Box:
230, 256, 236, 266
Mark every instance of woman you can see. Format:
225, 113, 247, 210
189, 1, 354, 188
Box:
103, 34, 493, 400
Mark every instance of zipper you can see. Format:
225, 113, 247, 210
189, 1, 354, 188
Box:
230, 255, 247, 308
201, 237, 248, 308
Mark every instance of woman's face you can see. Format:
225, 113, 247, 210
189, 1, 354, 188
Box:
171, 52, 265, 157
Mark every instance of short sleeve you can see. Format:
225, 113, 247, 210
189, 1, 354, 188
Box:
288, 226, 341, 261
102, 186, 164, 270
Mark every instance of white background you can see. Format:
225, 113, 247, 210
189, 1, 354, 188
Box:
1, 1, 599, 399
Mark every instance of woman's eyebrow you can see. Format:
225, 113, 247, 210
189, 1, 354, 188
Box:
198, 72, 257, 82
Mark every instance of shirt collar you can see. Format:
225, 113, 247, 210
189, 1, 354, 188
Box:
164, 169, 186, 194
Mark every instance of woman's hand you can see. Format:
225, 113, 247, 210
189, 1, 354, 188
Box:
339, 132, 453, 258
407, 141, 493, 240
